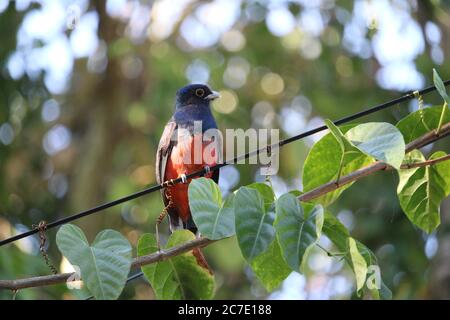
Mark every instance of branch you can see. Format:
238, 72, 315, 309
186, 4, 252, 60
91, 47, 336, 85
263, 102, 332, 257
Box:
1, 122, 449, 292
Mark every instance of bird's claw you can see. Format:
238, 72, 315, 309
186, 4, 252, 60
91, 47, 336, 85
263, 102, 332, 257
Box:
180, 174, 188, 184
204, 165, 211, 175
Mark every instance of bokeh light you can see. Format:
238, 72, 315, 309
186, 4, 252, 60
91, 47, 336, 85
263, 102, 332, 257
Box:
221, 29, 246, 52
261, 72, 284, 95
43, 124, 72, 155
212, 89, 238, 114
0, 123, 14, 145
223, 56, 250, 89
41, 99, 61, 122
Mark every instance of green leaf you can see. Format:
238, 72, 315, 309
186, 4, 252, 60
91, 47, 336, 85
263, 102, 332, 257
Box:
325, 119, 360, 155
137, 230, 215, 300
325, 119, 364, 182
433, 68, 450, 105
322, 213, 391, 299
289, 190, 303, 197
303, 125, 373, 207
322, 212, 350, 250
234, 186, 275, 262
432, 152, 450, 196
397, 105, 450, 143
246, 182, 276, 211
250, 239, 291, 291
274, 194, 323, 271
137, 234, 180, 300
56, 224, 132, 300
397, 150, 450, 233
433, 68, 450, 133
189, 178, 235, 240
345, 122, 405, 169
356, 242, 393, 300
348, 237, 368, 293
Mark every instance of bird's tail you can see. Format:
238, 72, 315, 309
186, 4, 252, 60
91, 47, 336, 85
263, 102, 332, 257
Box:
193, 247, 213, 275
169, 215, 213, 275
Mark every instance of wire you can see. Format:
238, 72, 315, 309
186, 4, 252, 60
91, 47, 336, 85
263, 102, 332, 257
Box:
1, 79, 449, 248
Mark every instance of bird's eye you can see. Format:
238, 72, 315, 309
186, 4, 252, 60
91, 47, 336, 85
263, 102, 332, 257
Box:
195, 88, 205, 97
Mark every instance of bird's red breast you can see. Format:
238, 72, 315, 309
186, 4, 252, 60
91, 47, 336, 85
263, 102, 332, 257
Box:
164, 133, 218, 223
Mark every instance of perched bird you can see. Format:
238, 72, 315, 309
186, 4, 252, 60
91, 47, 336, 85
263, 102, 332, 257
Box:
156, 84, 220, 273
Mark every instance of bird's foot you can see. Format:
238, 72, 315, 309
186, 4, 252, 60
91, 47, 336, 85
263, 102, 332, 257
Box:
180, 173, 188, 184
162, 178, 176, 187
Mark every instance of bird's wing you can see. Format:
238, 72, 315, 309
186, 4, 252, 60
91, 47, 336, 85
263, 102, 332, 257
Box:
156, 121, 177, 205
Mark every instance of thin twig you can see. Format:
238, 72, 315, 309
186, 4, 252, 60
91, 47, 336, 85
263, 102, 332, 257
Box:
400, 153, 450, 169
0, 122, 448, 291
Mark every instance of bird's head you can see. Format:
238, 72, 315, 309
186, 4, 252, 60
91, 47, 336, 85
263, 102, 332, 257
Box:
175, 84, 220, 108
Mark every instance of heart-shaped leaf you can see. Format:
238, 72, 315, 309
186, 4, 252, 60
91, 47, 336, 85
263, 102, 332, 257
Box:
138, 230, 215, 300
345, 122, 405, 169
397, 150, 450, 233
189, 178, 235, 240
234, 186, 275, 262
274, 194, 323, 271
322, 213, 392, 299
56, 224, 132, 300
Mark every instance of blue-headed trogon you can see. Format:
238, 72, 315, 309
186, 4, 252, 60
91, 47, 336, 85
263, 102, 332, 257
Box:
156, 84, 220, 273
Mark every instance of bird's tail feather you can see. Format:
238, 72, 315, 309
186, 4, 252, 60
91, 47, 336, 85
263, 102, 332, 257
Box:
169, 215, 213, 274
193, 247, 213, 275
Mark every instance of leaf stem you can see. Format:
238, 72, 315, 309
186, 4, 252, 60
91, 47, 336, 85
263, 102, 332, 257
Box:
400, 154, 450, 169
436, 102, 448, 134
335, 153, 345, 187
316, 243, 346, 257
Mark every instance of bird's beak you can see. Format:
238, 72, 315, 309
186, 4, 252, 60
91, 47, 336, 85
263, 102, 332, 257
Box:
205, 91, 220, 101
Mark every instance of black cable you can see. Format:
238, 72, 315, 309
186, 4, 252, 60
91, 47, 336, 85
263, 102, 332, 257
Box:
126, 271, 144, 282
1, 80, 449, 247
